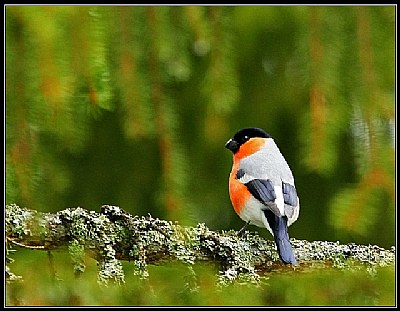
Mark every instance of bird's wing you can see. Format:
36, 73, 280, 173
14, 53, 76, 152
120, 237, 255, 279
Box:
237, 139, 298, 217
243, 177, 281, 217
282, 182, 298, 218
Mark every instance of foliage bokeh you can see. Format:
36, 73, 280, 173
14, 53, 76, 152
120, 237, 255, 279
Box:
6, 249, 395, 306
5, 5, 395, 306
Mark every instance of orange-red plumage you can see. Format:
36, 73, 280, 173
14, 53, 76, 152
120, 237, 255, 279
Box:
225, 128, 299, 265
229, 162, 250, 215
233, 137, 265, 161
229, 137, 265, 215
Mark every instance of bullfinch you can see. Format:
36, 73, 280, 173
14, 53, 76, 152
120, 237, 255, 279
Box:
225, 127, 299, 264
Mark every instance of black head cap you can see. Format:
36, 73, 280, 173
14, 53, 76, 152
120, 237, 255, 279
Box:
225, 127, 271, 154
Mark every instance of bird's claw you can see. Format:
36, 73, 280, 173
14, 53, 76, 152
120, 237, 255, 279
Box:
237, 220, 250, 237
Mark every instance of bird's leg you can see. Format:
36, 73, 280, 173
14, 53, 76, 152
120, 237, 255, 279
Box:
237, 220, 251, 237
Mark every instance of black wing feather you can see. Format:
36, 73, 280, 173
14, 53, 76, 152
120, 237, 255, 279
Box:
282, 182, 297, 206
245, 179, 276, 203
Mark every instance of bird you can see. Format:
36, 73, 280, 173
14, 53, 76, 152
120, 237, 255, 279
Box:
225, 127, 299, 264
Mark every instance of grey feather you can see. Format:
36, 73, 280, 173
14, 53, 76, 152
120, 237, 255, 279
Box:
239, 139, 294, 186
238, 138, 299, 219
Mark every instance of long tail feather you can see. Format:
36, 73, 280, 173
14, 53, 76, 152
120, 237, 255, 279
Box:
264, 211, 297, 264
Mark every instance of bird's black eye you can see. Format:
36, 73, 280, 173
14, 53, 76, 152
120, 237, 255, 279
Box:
244, 135, 249, 140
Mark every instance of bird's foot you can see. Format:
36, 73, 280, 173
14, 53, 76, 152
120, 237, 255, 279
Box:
237, 221, 251, 237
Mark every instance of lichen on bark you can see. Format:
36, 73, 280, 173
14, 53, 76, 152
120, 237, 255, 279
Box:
5, 204, 396, 286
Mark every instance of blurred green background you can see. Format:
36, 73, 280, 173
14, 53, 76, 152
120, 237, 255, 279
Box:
5, 5, 395, 306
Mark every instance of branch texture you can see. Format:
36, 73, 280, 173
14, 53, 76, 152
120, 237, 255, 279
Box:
5, 204, 395, 285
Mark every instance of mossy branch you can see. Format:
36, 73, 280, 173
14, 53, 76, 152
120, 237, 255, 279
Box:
5, 204, 395, 286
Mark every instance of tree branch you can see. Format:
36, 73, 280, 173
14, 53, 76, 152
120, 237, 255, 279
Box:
5, 204, 395, 285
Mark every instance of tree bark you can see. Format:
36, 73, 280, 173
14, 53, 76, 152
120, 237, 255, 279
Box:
5, 204, 396, 285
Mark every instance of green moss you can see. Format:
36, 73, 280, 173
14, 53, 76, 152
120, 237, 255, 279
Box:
5, 204, 396, 288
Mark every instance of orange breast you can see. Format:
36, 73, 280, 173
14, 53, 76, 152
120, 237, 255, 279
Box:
229, 162, 251, 215
228, 137, 266, 215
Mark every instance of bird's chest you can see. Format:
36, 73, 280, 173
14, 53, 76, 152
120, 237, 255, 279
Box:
229, 165, 267, 228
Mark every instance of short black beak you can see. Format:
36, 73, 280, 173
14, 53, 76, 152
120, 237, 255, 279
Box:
225, 139, 239, 153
